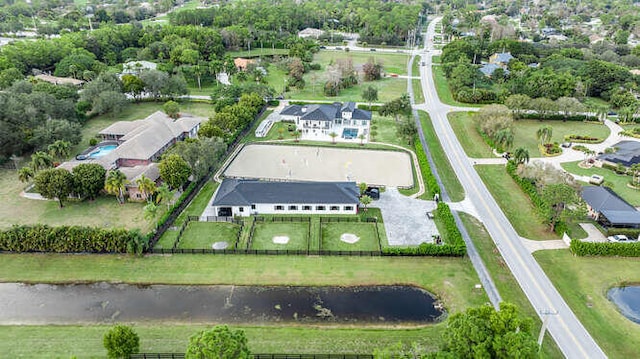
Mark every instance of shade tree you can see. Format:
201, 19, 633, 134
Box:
34, 168, 74, 208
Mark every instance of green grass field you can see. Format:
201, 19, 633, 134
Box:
413, 79, 424, 104
561, 161, 639, 206
448, 112, 494, 158
287, 76, 407, 103
321, 222, 380, 251
508, 120, 610, 156
535, 250, 640, 358
313, 51, 409, 76
475, 165, 559, 240
418, 111, 465, 201
177, 222, 241, 249
250, 222, 310, 250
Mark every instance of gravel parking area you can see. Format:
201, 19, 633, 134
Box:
371, 188, 439, 246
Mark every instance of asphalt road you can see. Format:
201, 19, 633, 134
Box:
417, 17, 607, 359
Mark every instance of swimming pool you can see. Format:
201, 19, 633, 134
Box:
89, 145, 117, 158
342, 128, 358, 139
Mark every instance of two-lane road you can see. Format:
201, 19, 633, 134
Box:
417, 17, 607, 359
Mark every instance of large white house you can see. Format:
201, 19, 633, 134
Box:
210, 179, 360, 217
280, 102, 372, 141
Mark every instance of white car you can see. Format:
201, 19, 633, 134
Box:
607, 235, 636, 243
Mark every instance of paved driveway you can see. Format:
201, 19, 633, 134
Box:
371, 188, 438, 245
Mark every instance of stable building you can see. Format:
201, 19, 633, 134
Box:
210, 179, 360, 217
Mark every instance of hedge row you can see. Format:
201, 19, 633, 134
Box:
570, 239, 640, 257
358, 104, 381, 112
0, 225, 146, 254
606, 228, 640, 238
414, 138, 440, 197
564, 134, 602, 143
519, 113, 599, 122
435, 202, 465, 249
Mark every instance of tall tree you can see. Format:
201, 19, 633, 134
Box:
513, 147, 530, 166
159, 154, 191, 190
163, 100, 181, 119
30, 151, 53, 172
185, 325, 250, 359
361, 85, 379, 108
396, 118, 418, 145
34, 168, 74, 208
536, 125, 553, 145
155, 183, 174, 210
103, 325, 140, 359
135, 174, 157, 203
72, 163, 106, 200
47, 140, 71, 162
379, 94, 411, 122
105, 169, 128, 204
541, 183, 585, 232
360, 194, 372, 211
504, 94, 531, 119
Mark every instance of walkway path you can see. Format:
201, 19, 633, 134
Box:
418, 17, 606, 359
520, 238, 568, 253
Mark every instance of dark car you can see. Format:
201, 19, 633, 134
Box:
370, 48, 376, 51
364, 187, 380, 200
319, 46, 327, 49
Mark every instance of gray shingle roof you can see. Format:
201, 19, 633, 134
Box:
492, 52, 514, 63
597, 141, 640, 167
600, 210, 640, 226
480, 63, 509, 76
280, 102, 371, 122
582, 186, 636, 213
212, 179, 360, 206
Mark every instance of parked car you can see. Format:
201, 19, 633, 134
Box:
370, 48, 376, 51
607, 234, 636, 243
319, 46, 326, 49
364, 187, 380, 200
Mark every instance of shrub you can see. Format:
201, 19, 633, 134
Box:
519, 113, 599, 121
89, 138, 99, 146
103, 325, 140, 359
414, 138, 440, 197
564, 134, 602, 143
570, 240, 640, 257
606, 228, 640, 238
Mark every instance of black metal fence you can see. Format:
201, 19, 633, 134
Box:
131, 354, 373, 359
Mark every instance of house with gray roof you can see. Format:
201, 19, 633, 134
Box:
581, 186, 640, 228
280, 102, 371, 141
479, 63, 509, 77
210, 179, 360, 217
489, 52, 514, 66
597, 141, 640, 168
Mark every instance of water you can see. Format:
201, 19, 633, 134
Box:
608, 286, 640, 323
0, 283, 444, 325
89, 145, 117, 158
342, 128, 358, 139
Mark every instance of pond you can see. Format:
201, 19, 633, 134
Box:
0, 283, 444, 325
608, 285, 640, 324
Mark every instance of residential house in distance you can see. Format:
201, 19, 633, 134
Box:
234, 58, 255, 72
209, 179, 360, 217
581, 186, 640, 228
298, 28, 325, 39
122, 60, 157, 75
34, 74, 84, 86
480, 52, 514, 77
280, 102, 372, 141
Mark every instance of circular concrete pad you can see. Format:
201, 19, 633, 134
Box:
273, 236, 290, 244
212, 241, 229, 250
224, 144, 413, 187
340, 233, 360, 244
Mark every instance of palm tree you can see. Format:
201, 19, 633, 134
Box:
47, 140, 71, 162
536, 125, 553, 145
370, 130, 378, 141
329, 132, 338, 144
631, 163, 640, 189
277, 127, 285, 140
360, 194, 372, 212
358, 133, 366, 146
30, 151, 53, 172
155, 183, 174, 210
105, 170, 128, 204
135, 174, 157, 203
143, 202, 159, 221
18, 166, 34, 183
493, 129, 514, 151
513, 147, 530, 166
292, 130, 302, 142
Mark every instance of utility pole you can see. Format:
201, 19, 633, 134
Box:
538, 309, 558, 348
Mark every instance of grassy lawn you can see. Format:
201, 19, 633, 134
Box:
561, 161, 639, 206
535, 250, 640, 358
0, 169, 153, 231
177, 222, 241, 249
475, 165, 559, 240
249, 222, 310, 250
413, 79, 424, 104
460, 213, 563, 358
431, 66, 481, 108
448, 112, 494, 158
287, 76, 407, 103
155, 181, 219, 249
321, 222, 380, 251
418, 111, 465, 202
509, 120, 610, 156
313, 51, 409, 76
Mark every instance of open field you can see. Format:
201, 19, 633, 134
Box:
287, 76, 407, 103
460, 213, 562, 358
448, 112, 495, 158
177, 222, 241, 249
224, 144, 413, 187
535, 250, 640, 358
561, 161, 639, 206
321, 222, 380, 251
418, 111, 465, 201
314, 51, 409, 76
0, 169, 152, 231
250, 222, 310, 250
508, 120, 610, 156
475, 165, 559, 240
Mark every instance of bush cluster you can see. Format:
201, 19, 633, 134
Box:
564, 134, 602, 143
414, 139, 440, 197
518, 113, 599, 122
357, 104, 381, 112
606, 228, 640, 238
455, 87, 497, 104
0, 225, 146, 254
570, 240, 640, 257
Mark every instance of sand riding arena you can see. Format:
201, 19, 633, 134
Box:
223, 144, 413, 188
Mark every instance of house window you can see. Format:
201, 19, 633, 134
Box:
239, 207, 244, 212
316, 205, 325, 211
302, 205, 312, 211
251, 205, 256, 210
344, 206, 354, 211
330, 206, 340, 211
275, 205, 284, 211
288, 205, 298, 210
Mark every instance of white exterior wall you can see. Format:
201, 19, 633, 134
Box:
217, 203, 358, 217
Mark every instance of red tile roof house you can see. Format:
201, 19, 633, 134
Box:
59, 111, 205, 201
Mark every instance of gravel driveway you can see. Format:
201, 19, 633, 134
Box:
371, 188, 439, 245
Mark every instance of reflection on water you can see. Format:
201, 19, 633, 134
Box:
608, 286, 640, 324
0, 283, 444, 325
